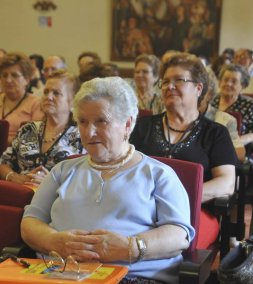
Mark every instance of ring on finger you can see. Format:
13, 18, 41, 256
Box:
37, 171, 41, 175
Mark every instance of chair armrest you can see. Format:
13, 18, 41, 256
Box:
1, 243, 36, 258
179, 249, 213, 284
236, 162, 251, 176
212, 194, 237, 259
245, 142, 253, 156
213, 193, 237, 216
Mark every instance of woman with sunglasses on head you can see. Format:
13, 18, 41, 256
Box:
130, 53, 237, 249
0, 52, 44, 145
0, 70, 84, 188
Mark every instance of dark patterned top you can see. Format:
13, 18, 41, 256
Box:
211, 95, 253, 135
0, 120, 85, 174
130, 113, 237, 181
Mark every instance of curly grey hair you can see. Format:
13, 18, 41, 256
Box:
73, 77, 138, 132
218, 63, 250, 89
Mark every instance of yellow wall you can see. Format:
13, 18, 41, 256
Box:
220, 0, 253, 51
0, 0, 252, 73
0, 0, 113, 73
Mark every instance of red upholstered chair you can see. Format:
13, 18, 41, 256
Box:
151, 156, 203, 253
0, 120, 9, 156
151, 156, 214, 283
0, 181, 34, 253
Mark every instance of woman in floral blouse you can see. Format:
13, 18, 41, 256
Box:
0, 70, 85, 188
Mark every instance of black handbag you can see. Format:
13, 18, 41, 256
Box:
218, 236, 253, 284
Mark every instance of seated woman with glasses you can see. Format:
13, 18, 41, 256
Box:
0, 70, 84, 188
21, 77, 195, 283
130, 53, 237, 249
0, 52, 44, 145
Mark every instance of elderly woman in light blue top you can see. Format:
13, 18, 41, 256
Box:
21, 77, 194, 284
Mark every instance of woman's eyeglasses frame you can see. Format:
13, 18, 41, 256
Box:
158, 78, 197, 90
42, 250, 80, 275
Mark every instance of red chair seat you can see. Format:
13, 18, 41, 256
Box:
0, 181, 34, 207
197, 209, 220, 249
0, 181, 34, 252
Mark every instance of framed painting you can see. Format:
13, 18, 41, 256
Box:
111, 0, 222, 62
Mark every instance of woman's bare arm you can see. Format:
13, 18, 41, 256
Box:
203, 165, 235, 202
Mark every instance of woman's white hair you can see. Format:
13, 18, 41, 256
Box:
73, 77, 138, 132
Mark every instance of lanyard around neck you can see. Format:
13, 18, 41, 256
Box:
164, 113, 200, 158
2, 93, 28, 119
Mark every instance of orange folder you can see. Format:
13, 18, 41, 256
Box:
0, 258, 128, 284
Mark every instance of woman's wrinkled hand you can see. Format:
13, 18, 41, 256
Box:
46, 230, 100, 259
25, 166, 49, 186
65, 229, 129, 262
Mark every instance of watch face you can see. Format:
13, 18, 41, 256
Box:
138, 239, 147, 249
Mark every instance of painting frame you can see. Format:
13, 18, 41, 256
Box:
111, 0, 222, 62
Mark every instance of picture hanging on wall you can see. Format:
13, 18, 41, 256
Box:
111, 0, 222, 62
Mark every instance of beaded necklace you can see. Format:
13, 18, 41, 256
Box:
41, 120, 68, 144
164, 113, 200, 158
88, 144, 135, 171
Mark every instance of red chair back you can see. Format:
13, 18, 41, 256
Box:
138, 109, 153, 118
151, 156, 204, 253
0, 120, 9, 156
0, 181, 34, 252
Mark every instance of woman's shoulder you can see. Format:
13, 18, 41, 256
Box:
137, 152, 176, 175
136, 112, 164, 125
215, 109, 237, 127
201, 115, 228, 132
238, 94, 253, 105
131, 113, 164, 140
64, 124, 81, 139
52, 154, 88, 172
198, 116, 232, 145
26, 92, 41, 100
18, 120, 43, 134
24, 93, 42, 108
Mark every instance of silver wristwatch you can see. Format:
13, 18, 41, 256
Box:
135, 236, 147, 261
